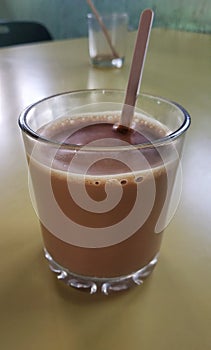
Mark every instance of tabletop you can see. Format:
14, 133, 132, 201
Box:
0, 28, 211, 350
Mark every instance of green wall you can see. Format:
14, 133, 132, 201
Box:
0, 0, 211, 39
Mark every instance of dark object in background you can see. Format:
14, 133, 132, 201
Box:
0, 21, 53, 47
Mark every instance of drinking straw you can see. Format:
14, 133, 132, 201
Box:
117, 9, 154, 132
87, 0, 119, 58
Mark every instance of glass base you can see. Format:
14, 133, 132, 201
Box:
90, 56, 125, 69
44, 248, 159, 295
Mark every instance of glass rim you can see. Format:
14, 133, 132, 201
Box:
87, 12, 129, 20
18, 89, 191, 151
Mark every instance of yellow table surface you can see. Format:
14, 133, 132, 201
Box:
0, 28, 211, 350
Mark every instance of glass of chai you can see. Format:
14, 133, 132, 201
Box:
19, 89, 191, 295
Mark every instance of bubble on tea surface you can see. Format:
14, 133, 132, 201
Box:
120, 179, 128, 185
135, 177, 143, 183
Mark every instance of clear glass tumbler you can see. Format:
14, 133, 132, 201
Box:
18, 89, 191, 294
87, 13, 128, 68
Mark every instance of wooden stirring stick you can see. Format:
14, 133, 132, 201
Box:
87, 0, 119, 58
117, 9, 154, 132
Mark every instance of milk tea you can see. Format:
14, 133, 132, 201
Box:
28, 112, 177, 278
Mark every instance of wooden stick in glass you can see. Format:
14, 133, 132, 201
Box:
118, 9, 154, 131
